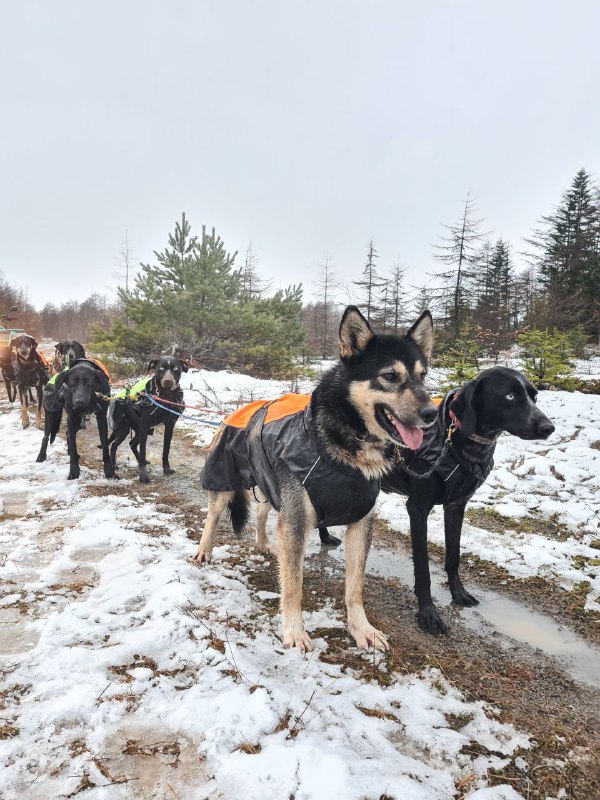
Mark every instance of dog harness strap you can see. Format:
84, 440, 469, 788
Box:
385, 388, 495, 501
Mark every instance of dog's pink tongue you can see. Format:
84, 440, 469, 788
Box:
395, 421, 423, 450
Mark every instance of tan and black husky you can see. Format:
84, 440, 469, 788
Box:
193, 306, 436, 652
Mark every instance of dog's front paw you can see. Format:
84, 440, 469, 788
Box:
192, 546, 212, 564
104, 464, 115, 479
418, 604, 448, 636
163, 467, 175, 476
282, 627, 313, 653
22, 419, 30, 430
68, 467, 81, 480
350, 622, 389, 651
139, 472, 151, 484
36, 454, 46, 463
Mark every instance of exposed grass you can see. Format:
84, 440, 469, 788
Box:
0, 723, 19, 739
232, 740, 262, 755
356, 705, 400, 722
444, 712, 475, 731
465, 507, 572, 540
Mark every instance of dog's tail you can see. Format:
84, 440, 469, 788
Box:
228, 491, 249, 536
49, 410, 63, 444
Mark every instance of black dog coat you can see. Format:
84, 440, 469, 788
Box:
201, 394, 380, 527
382, 390, 495, 502
43, 358, 111, 414
109, 376, 184, 430
13, 351, 48, 388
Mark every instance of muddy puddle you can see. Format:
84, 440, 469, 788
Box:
328, 544, 600, 687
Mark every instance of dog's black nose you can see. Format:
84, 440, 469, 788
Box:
538, 421, 555, 439
419, 404, 437, 424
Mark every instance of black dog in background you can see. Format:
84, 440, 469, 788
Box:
11, 335, 49, 429
108, 356, 187, 483
1, 349, 16, 402
54, 340, 86, 370
36, 359, 114, 480
320, 367, 555, 635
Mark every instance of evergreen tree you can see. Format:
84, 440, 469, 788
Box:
473, 238, 513, 334
517, 329, 575, 385
353, 240, 383, 323
389, 261, 407, 333
526, 168, 600, 332
91, 213, 305, 376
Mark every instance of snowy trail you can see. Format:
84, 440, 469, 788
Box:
3, 368, 600, 799
1, 398, 529, 800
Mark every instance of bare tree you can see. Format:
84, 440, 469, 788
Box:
241, 241, 269, 300
432, 193, 486, 338
114, 229, 137, 295
312, 255, 337, 357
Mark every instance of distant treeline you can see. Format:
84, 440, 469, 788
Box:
2, 168, 598, 377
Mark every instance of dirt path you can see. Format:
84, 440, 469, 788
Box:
13, 416, 600, 799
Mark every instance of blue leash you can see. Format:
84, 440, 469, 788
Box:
142, 393, 221, 427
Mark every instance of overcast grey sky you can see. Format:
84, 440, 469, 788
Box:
1, 0, 599, 310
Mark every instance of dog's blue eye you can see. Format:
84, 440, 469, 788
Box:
506, 393, 515, 401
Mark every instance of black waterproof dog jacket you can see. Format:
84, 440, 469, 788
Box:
13, 353, 48, 388
382, 390, 495, 503
43, 358, 111, 414
109, 377, 184, 430
201, 394, 381, 527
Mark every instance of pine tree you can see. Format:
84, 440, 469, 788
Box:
526, 168, 600, 332
92, 214, 305, 375
389, 261, 407, 333
413, 285, 434, 317
353, 240, 383, 323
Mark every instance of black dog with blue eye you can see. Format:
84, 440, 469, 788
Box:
320, 366, 556, 636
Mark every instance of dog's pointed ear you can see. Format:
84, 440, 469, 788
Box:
339, 306, 375, 358
406, 310, 434, 362
179, 359, 189, 373
449, 379, 480, 438
147, 358, 159, 372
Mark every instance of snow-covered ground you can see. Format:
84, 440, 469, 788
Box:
0, 403, 528, 800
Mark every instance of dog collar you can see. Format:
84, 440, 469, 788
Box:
448, 391, 499, 447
